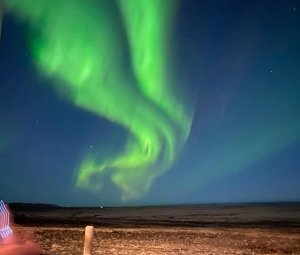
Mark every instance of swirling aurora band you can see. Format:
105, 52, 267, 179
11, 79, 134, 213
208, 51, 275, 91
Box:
5, 0, 192, 199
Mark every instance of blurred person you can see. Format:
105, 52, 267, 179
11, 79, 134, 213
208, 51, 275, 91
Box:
0, 200, 42, 255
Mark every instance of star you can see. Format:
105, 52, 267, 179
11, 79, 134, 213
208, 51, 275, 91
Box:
34, 120, 40, 127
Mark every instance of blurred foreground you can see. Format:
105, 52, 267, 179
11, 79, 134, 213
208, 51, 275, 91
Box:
14, 226, 300, 255
10, 203, 300, 254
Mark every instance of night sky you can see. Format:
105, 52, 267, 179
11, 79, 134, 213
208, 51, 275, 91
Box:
0, 0, 299, 206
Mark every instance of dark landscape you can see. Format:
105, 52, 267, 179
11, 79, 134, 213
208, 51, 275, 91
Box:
9, 203, 300, 254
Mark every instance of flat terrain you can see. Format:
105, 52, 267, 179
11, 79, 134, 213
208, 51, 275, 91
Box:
10, 203, 300, 254
14, 226, 300, 255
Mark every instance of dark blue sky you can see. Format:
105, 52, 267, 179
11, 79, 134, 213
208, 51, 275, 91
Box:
0, 0, 300, 206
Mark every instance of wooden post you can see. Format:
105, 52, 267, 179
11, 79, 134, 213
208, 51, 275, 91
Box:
83, 226, 94, 255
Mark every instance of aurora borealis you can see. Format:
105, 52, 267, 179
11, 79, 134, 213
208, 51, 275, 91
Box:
0, 0, 300, 206
3, 0, 192, 200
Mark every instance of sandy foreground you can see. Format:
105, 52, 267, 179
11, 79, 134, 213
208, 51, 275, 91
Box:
10, 203, 300, 255
14, 226, 300, 255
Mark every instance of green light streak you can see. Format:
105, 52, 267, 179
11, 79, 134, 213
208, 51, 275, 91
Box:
5, 0, 192, 199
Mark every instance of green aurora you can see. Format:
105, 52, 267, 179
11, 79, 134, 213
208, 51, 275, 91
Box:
5, 0, 193, 199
